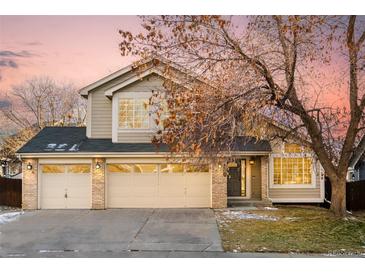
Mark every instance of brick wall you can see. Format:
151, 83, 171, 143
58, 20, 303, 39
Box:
22, 159, 38, 209
261, 156, 269, 200
92, 158, 105, 209
211, 163, 227, 208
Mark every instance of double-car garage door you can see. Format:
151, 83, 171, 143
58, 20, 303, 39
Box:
107, 163, 211, 208
40, 162, 211, 209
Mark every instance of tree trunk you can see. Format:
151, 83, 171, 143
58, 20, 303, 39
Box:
330, 176, 347, 217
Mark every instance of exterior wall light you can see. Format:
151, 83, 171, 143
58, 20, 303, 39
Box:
249, 159, 255, 165
95, 162, 101, 169
1, 162, 5, 168
27, 162, 33, 170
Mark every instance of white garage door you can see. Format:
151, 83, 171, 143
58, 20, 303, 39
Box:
107, 163, 211, 208
40, 164, 91, 209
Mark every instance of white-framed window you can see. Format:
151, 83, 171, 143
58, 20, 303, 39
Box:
119, 98, 149, 129
270, 143, 315, 188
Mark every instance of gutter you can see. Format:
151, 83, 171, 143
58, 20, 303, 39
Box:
16, 150, 271, 159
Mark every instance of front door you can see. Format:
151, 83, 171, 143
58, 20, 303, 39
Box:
227, 159, 249, 197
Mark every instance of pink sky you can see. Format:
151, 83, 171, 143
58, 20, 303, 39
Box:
0, 16, 141, 93
0, 15, 356, 116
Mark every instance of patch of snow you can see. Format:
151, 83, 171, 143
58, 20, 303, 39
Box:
284, 217, 301, 221
0, 211, 24, 225
264, 207, 278, 211
46, 144, 57, 149
222, 211, 278, 221
39, 249, 79, 253
68, 144, 79, 152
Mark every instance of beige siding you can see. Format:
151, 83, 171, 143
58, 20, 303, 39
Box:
91, 89, 112, 138
250, 158, 262, 199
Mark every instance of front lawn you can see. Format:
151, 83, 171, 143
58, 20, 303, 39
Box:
215, 206, 365, 255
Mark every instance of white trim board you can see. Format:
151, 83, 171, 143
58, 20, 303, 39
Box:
270, 198, 324, 203
268, 154, 317, 189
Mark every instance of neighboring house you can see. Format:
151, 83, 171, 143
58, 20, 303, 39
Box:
347, 137, 365, 182
1, 158, 22, 178
348, 155, 365, 182
17, 58, 325, 210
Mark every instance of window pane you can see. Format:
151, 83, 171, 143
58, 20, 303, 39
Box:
119, 99, 149, 129
160, 164, 184, 173
284, 144, 302, 153
273, 157, 312, 185
303, 158, 312, 184
134, 164, 157, 173
42, 165, 65, 173
273, 158, 281, 184
107, 164, 133, 173
68, 165, 90, 173
186, 164, 209, 172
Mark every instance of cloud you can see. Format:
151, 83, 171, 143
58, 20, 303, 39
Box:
0, 50, 37, 82
0, 50, 34, 57
0, 59, 18, 68
23, 41, 43, 46
0, 100, 11, 109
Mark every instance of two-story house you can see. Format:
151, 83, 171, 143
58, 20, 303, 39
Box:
17, 58, 325, 210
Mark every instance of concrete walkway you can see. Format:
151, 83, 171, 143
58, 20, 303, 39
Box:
0, 209, 222, 257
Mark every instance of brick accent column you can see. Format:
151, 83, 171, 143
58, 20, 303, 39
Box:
211, 163, 227, 208
22, 159, 38, 209
260, 156, 270, 201
92, 158, 105, 209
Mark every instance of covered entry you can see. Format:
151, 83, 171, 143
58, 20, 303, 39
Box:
227, 159, 251, 198
107, 163, 211, 208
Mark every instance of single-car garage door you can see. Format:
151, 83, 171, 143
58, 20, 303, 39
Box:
107, 163, 211, 208
40, 164, 91, 209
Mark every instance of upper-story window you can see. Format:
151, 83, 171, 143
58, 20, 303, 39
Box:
119, 99, 149, 129
272, 143, 314, 187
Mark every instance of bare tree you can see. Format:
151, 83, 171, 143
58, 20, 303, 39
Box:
1, 76, 86, 129
119, 15, 365, 216
0, 76, 87, 160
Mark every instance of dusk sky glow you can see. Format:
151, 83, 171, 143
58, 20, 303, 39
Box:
0, 16, 142, 93
0, 15, 360, 113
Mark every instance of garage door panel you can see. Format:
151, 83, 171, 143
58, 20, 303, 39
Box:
158, 197, 186, 208
158, 176, 185, 196
108, 196, 157, 208
107, 171, 158, 208
185, 174, 211, 207
41, 164, 91, 209
186, 197, 211, 207
66, 198, 91, 209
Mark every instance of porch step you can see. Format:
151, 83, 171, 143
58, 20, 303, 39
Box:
228, 198, 272, 208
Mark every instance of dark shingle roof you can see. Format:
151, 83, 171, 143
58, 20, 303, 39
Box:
17, 127, 271, 154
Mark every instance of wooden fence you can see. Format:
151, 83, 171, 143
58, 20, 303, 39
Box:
325, 178, 365, 211
0, 177, 22, 207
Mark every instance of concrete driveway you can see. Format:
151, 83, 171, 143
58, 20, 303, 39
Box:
0, 209, 222, 257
